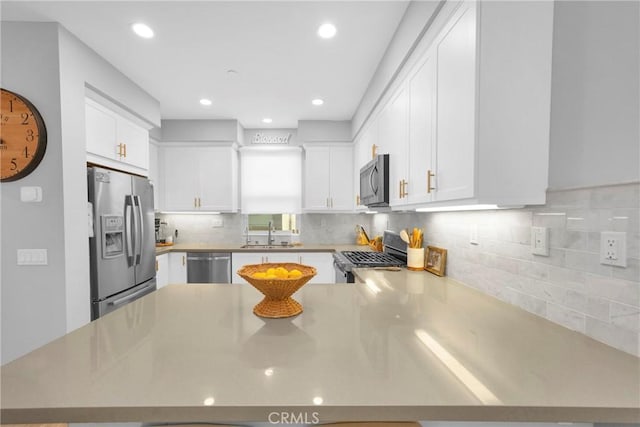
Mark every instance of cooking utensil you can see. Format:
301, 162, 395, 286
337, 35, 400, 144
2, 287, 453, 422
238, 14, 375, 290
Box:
400, 229, 410, 244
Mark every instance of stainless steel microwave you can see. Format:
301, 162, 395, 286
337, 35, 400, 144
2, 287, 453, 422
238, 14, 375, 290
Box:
359, 154, 389, 207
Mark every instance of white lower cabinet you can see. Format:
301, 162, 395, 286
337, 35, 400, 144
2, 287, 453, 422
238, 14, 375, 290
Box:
299, 252, 334, 284
155, 254, 169, 289
231, 252, 335, 284
168, 252, 187, 284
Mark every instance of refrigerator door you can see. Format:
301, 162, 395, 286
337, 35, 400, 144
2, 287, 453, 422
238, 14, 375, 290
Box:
88, 167, 136, 301
132, 175, 156, 286
92, 278, 156, 319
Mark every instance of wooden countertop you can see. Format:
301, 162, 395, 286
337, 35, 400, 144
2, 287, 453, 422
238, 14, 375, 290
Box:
1, 270, 638, 424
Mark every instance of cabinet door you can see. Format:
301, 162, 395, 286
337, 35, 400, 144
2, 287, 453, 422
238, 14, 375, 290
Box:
434, 2, 476, 201
85, 100, 118, 160
162, 147, 199, 210
407, 50, 437, 205
199, 147, 237, 211
304, 148, 331, 210
148, 142, 161, 211
232, 253, 266, 283
329, 147, 354, 211
168, 252, 187, 284
156, 254, 169, 289
117, 116, 149, 170
354, 124, 377, 209
300, 252, 335, 284
379, 86, 408, 206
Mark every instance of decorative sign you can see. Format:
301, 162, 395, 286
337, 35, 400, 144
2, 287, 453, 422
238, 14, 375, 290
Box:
252, 132, 291, 145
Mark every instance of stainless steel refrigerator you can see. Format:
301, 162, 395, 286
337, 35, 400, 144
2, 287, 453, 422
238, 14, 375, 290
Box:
88, 166, 156, 320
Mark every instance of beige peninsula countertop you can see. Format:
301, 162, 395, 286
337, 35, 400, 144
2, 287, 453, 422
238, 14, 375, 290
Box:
1, 269, 638, 424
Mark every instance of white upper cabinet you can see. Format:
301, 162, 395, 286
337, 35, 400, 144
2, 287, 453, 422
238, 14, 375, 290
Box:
148, 140, 161, 211
353, 122, 377, 210
378, 86, 408, 206
406, 49, 437, 206
303, 145, 353, 212
85, 98, 150, 176
370, 0, 553, 210
160, 143, 238, 212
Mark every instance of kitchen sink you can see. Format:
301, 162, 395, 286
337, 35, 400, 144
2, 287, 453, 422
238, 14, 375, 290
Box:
240, 244, 295, 249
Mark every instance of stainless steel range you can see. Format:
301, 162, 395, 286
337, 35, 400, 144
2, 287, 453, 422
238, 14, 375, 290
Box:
333, 230, 407, 283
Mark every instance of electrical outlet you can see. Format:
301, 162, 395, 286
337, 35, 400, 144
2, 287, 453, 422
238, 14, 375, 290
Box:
211, 216, 223, 227
17, 249, 48, 265
600, 231, 627, 267
531, 226, 549, 256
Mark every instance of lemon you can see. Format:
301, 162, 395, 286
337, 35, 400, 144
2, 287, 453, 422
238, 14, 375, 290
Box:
253, 272, 267, 279
274, 267, 289, 278
288, 269, 302, 278
266, 268, 277, 276
265, 274, 277, 279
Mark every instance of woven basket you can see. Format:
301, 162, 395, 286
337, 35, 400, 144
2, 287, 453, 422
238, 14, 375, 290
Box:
237, 263, 317, 318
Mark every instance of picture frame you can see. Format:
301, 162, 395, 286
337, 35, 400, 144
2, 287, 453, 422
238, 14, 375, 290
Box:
425, 246, 447, 276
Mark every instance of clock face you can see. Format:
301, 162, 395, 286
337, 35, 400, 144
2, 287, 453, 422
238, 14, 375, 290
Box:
1, 88, 48, 182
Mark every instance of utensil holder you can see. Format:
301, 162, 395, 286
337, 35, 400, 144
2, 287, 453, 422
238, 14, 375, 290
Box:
407, 247, 424, 271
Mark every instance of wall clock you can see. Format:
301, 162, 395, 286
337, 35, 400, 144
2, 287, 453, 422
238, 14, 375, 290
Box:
1, 88, 48, 182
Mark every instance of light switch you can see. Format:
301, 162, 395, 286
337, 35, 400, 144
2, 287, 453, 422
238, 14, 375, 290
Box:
20, 186, 43, 202
469, 224, 479, 245
531, 226, 549, 256
17, 249, 48, 265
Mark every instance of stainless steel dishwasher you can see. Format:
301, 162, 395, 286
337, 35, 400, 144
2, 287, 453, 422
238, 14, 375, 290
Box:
186, 252, 231, 283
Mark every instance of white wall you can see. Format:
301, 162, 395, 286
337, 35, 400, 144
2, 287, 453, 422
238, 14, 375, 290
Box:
1, 23, 67, 364
297, 120, 351, 143
549, 1, 640, 189
161, 119, 239, 142
1, 22, 161, 364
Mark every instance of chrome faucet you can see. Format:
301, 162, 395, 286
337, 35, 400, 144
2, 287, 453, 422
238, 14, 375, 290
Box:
268, 221, 274, 245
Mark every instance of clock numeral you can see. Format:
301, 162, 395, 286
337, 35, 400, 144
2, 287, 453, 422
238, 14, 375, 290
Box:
10, 158, 17, 171
21, 113, 29, 125
24, 146, 29, 158
9, 100, 13, 113
26, 129, 35, 142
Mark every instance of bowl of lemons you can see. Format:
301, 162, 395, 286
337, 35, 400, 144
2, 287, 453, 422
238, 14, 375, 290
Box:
237, 263, 317, 318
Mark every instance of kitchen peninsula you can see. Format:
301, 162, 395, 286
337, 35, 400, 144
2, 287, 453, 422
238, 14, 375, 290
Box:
2, 270, 638, 424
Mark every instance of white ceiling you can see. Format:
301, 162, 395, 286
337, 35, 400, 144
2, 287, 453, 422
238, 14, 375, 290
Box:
1, 1, 410, 128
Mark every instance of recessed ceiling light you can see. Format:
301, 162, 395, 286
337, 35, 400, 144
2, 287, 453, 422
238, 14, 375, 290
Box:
317, 23, 337, 39
199, 98, 212, 106
262, 118, 273, 124
132, 23, 154, 39
312, 98, 324, 106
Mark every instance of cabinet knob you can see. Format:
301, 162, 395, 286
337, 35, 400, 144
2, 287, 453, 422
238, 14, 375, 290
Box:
155, 260, 159, 272
123, 143, 127, 158
372, 144, 378, 159
182, 255, 185, 266
356, 194, 360, 205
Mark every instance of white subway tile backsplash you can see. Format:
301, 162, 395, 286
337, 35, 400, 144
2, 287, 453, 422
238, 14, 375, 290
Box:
585, 316, 640, 356
586, 297, 610, 322
517, 260, 550, 281
411, 183, 640, 356
546, 303, 586, 333
612, 257, 640, 282
610, 302, 640, 332
584, 274, 639, 305
563, 230, 589, 250
511, 291, 547, 317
